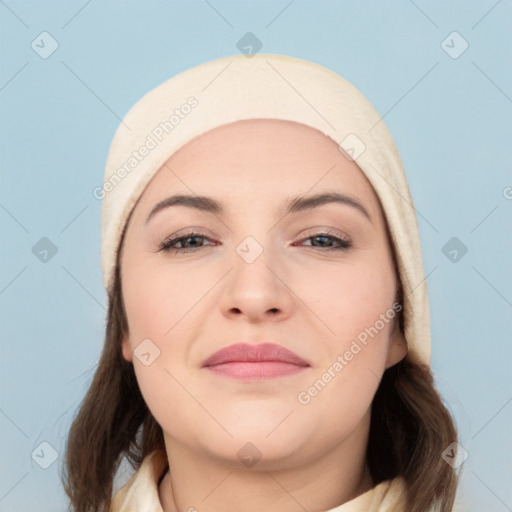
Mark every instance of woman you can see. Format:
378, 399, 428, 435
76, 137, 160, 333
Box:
62, 53, 460, 512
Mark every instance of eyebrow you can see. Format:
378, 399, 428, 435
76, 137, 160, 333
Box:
145, 191, 372, 224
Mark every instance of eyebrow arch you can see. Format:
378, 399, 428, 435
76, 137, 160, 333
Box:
145, 192, 372, 224
283, 192, 372, 223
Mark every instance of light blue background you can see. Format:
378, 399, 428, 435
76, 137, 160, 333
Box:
1, 1, 511, 510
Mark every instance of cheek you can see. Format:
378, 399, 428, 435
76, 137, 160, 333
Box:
121, 262, 211, 421
303, 258, 396, 338
297, 258, 396, 400
122, 261, 208, 342
294, 266, 395, 438
123, 264, 202, 439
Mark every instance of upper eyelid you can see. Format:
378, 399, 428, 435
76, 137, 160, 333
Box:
161, 229, 349, 241
159, 230, 351, 250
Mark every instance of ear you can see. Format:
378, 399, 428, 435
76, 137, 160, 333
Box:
385, 321, 408, 369
121, 334, 134, 362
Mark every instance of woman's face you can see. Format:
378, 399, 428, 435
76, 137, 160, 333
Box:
120, 119, 407, 469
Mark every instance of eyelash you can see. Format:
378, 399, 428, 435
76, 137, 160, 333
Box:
158, 230, 352, 254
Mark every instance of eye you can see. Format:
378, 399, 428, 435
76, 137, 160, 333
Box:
158, 232, 216, 253
296, 231, 352, 251
158, 230, 352, 254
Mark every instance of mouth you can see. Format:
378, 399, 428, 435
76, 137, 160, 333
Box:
201, 343, 310, 381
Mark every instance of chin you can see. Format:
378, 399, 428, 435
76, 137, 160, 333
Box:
206, 439, 308, 471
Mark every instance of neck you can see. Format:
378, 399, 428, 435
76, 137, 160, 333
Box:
158, 414, 374, 512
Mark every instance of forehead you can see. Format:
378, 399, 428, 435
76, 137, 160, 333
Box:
167, 119, 352, 177
134, 119, 382, 219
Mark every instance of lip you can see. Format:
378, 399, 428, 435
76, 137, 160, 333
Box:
202, 343, 310, 380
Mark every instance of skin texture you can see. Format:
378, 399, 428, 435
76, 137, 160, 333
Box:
119, 119, 407, 512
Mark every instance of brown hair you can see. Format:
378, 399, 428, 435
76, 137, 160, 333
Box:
62, 259, 459, 512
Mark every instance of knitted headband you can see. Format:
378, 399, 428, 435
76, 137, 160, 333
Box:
99, 53, 431, 366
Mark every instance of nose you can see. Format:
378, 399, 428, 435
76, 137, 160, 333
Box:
218, 242, 296, 323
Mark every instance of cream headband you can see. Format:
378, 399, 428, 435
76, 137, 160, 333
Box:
99, 53, 431, 366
